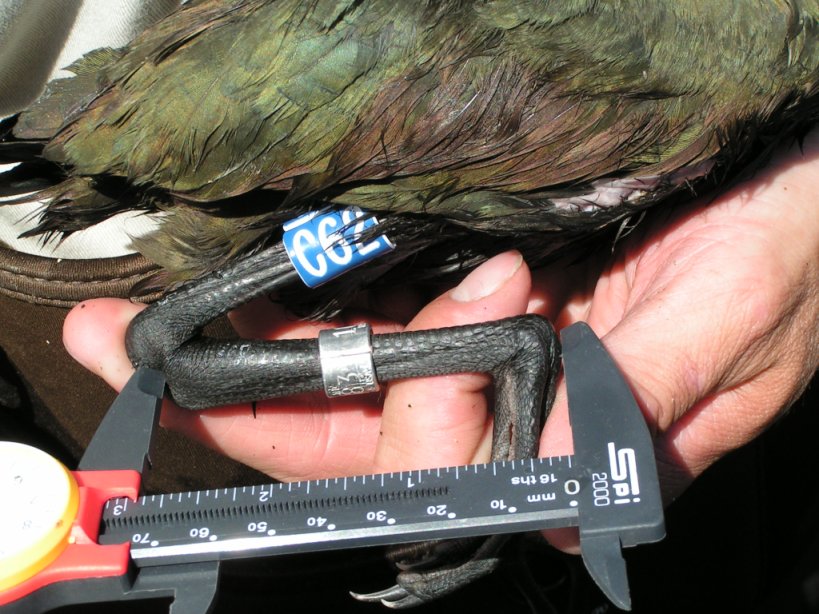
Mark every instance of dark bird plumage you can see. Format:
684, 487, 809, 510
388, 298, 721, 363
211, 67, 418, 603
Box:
2, 0, 819, 608
3, 0, 818, 314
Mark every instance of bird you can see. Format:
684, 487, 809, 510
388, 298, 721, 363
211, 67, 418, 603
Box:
1, 0, 817, 608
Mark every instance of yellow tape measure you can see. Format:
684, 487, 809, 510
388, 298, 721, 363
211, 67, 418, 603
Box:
0, 442, 79, 591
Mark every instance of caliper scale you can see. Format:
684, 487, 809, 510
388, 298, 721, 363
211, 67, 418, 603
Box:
0, 322, 664, 612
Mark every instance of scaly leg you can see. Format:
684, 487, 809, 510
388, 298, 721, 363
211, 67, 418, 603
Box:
125, 242, 560, 607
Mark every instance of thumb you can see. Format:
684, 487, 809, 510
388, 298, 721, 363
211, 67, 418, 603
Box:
63, 298, 145, 391
374, 250, 532, 471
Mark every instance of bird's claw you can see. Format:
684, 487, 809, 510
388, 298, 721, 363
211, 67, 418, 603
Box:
350, 584, 423, 609
352, 536, 507, 608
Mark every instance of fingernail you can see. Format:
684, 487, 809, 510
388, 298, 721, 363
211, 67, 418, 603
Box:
451, 251, 523, 302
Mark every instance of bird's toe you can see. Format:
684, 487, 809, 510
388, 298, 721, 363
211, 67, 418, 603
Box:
350, 584, 423, 609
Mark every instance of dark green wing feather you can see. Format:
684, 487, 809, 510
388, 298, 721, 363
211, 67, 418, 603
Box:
8, 0, 819, 282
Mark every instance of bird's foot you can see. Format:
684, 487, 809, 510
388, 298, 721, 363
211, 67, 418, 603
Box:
352, 536, 506, 608
124, 244, 561, 606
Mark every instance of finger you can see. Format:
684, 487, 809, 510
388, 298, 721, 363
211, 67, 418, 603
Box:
63, 298, 215, 442
228, 296, 305, 339
358, 284, 432, 325
527, 250, 607, 326
63, 298, 145, 391
374, 250, 532, 472
229, 295, 403, 340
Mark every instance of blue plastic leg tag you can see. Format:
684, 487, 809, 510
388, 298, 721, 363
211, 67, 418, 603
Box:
282, 206, 395, 288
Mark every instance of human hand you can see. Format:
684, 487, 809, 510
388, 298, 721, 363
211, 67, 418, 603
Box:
63, 132, 819, 551
533, 131, 819, 506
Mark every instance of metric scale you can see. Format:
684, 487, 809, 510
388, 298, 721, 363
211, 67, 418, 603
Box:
0, 322, 664, 612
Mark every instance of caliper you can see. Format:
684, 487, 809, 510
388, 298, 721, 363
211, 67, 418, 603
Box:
0, 322, 664, 612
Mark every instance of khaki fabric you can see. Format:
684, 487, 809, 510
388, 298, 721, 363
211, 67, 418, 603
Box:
0, 245, 161, 306
0, 0, 176, 259
0, 0, 182, 117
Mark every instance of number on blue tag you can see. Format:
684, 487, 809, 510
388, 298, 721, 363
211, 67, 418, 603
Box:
282, 207, 395, 288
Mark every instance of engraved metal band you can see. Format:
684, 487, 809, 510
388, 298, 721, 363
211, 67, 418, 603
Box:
318, 323, 379, 397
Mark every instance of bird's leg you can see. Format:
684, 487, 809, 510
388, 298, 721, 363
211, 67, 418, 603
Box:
125, 242, 560, 607
350, 314, 559, 608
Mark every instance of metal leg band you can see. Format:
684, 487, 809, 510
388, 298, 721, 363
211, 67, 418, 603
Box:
318, 323, 380, 397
